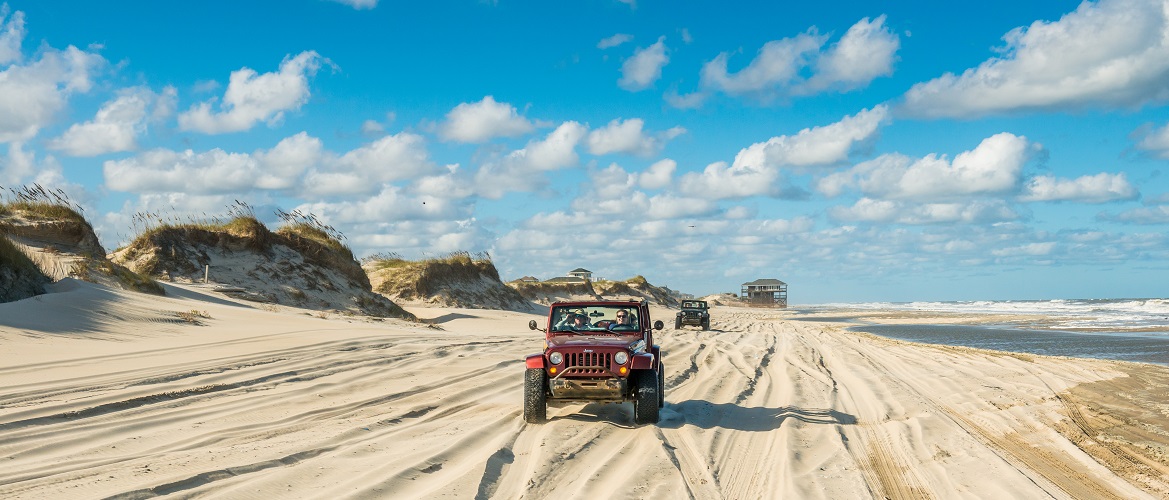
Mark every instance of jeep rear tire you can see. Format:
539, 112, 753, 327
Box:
633, 370, 660, 425
524, 368, 547, 423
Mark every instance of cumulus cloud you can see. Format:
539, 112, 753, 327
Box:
102, 131, 436, 197
295, 183, 469, 224
818, 132, 1041, 201
0, 45, 105, 143
639, 158, 675, 189
104, 148, 265, 194
302, 132, 440, 196
438, 96, 534, 143
1135, 121, 1169, 158
733, 105, 888, 171
178, 51, 323, 134
1099, 204, 1169, 224
47, 88, 174, 156
0, 4, 25, 65
619, 36, 669, 91
695, 17, 898, 104
586, 118, 685, 156
677, 160, 786, 199
829, 198, 1021, 224
807, 15, 899, 92
901, 0, 1169, 117
598, 34, 633, 49
1019, 172, 1138, 203
473, 122, 588, 198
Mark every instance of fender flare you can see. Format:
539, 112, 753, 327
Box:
525, 353, 545, 369
631, 353, 656, 370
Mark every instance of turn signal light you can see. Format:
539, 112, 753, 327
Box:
549, 367, 558, 374
619, 367, 628, 375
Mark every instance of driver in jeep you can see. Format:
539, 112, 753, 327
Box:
608, 309, 637, 331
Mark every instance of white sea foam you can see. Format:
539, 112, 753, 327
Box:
808, 298, 1169, 332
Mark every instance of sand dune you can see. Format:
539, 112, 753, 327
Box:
2, 283, 1169, 499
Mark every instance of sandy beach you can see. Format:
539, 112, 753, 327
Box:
3, 281, 1169, 499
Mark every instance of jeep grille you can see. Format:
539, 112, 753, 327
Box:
565, 352, 612, 375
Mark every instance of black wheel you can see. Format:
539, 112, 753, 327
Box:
702, 319, 710, 331
674, 317, 681, 330
632, 370, 660, 425
524, 368, 547, 423
657, 362, 665, 407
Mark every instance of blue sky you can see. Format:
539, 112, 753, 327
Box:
2, 0, 1168, 303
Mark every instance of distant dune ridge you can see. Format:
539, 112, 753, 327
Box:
110, 214, 413, 320
507, 275, 681, 306
1, 187, 162, 302
364, 252, 532, 311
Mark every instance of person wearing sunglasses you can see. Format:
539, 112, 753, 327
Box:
608, 309, 636, 331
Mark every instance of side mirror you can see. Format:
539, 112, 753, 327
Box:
653, 320, 663, 330
528, 320, 539, 331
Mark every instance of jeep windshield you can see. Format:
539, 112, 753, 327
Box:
681, 301, 707, 309
551, 305, 641, 334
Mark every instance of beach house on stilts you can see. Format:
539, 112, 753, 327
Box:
741, 279, 788, 308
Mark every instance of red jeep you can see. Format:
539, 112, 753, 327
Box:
524, 300, 665, 425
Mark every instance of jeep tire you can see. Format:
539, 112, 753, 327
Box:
674, 317, 681, 330
633, 369, 660, 425
524, 368, 547, 423
702, 318, 710, 331
657, 363, 665, 407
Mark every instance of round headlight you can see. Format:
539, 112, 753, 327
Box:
548, 352, 563, 365
614, 351, 629, 365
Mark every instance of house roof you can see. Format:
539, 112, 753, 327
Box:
545, 276, 588, 283
742, 278, 786, 286
568, 268, 591, 273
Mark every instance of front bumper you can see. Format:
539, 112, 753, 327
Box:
678, 314, 706, 325
549, 376, 628, 402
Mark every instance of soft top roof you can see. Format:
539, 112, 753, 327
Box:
549, 299, 646, 308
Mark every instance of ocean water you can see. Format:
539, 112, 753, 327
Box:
807, 298, 1169, 333
798, 298, 1169, 365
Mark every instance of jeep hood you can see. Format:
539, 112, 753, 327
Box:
547, 334, 641, 348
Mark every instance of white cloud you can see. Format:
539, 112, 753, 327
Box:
104, 148, 263, 194
1135, 121, 1169, 158
807, 15, 899, 92
586, 118, 685, 156
361, 119, 384, 136
829, 198, 1021, 225
598, 34, 633, 49
295, 183, 468, 224
302, 132, 440, 196
700, 29, 825, 98
327, 0, 378, 9
253, 132, 323, 190
696, 17, 898, 102
664, 89, 707, 109
619, 36, 669, 91
901, 0, 1169, 117
178, 51, 323, 134
639, 158, 675, 189
821, 132, 1040, 201
0, 4, 25, 65
1019, 172, 1138, 203
991, 242, 1056, 257
473, 122, 588, 198
733, 105, 888, 170
47, 88, 167, 156
678, 160, 784, 199
438, 96, 534, 143
102, 131, 436, 197
1101, 204, 1169, 224
0, 45, 105, 143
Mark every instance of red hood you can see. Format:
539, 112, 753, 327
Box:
547, 334, 641, 348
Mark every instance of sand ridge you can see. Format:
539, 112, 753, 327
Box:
2, 284, 1169, 498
